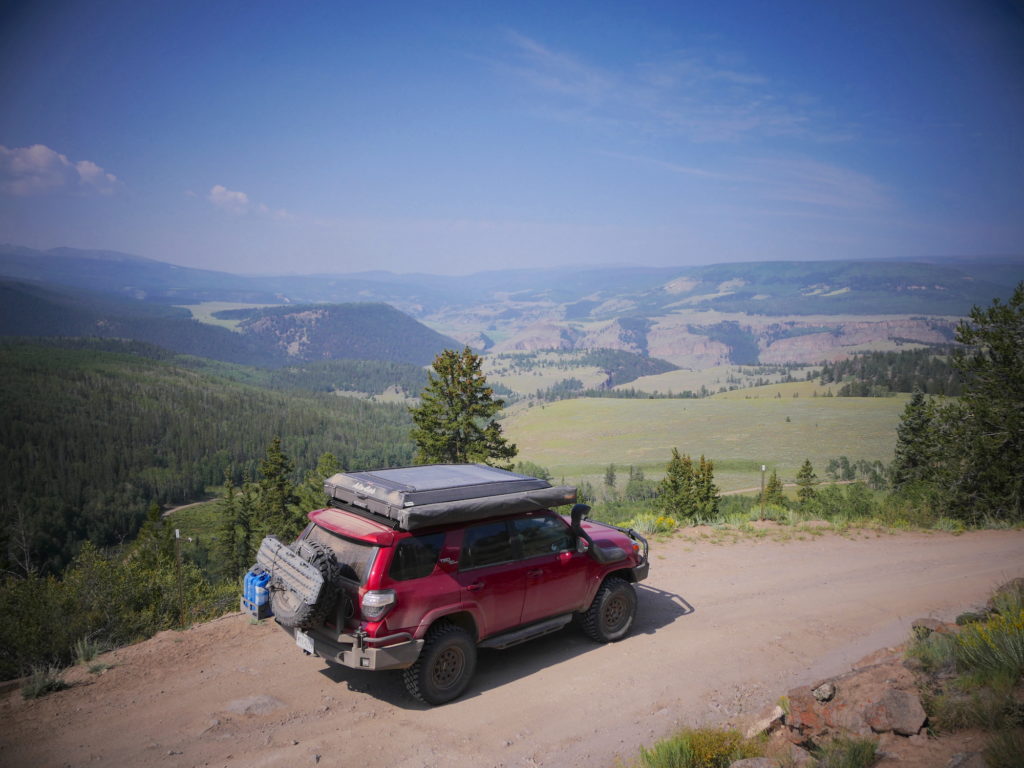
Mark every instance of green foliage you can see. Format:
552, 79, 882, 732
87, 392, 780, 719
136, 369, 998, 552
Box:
821, 347, 961, 396
656, 449, 720, 522
513, 461, 552, 482
21, 665, 69, 699
0, 538, 237, 680
760, 469, 786, 508
891, 391, 937, 489
624, 513, 679, 535
984, 729, 1024, 768
896, 283, 1024, 524
0, 342, 414, 575
73, 635, 108, 665
635, 727, 762, 768
795, 459, 818, 505
410, 347, 517, 468
810, 736, 877, 768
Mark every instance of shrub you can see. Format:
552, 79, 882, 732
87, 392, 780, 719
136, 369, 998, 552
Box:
74, 635, 108, 665
953, 606, 1024, 681
21, 664, 69, 699
984, 729, 1024, 768
636, 728, 761, 768
810, 736, 877, 768
626, 513, 679, 535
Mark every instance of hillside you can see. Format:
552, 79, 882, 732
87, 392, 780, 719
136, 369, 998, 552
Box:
0, 280, 458, 367
0, 341, 415, 574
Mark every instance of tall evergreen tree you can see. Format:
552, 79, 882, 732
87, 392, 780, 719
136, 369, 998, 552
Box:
695, 455, 720, 518
796, 459, 818, 505
657, 448, 697, 520
292, 452, 343, 516
930, 282, 1024, 522
891, 390, 936, 489
761, 469, 786, 506
257, 437, 301, 542
409, 347, 517, 468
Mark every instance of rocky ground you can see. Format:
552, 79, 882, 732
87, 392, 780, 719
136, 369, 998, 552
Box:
3, 525, 1023, 768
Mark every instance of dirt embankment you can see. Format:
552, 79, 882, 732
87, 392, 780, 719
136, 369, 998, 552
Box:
3, 527, 1023, 768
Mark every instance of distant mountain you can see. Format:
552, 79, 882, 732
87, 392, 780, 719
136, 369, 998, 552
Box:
225, 303, 460, 366
2, 243, 1021, 368
0, 281, 458, 367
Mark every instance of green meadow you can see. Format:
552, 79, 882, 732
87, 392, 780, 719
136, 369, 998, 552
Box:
179, 302, 274, 331
502, 394, 909, 492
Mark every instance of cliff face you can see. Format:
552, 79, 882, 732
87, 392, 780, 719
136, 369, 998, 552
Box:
758, 318, 956, 364
483, 313, 958, 366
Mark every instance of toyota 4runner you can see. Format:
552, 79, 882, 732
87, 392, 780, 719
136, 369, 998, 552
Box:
251, 463, 649, 704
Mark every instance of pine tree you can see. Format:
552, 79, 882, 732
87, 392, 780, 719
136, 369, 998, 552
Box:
657, 448, 697, 520
762, 470, 786, 506
695, 455, 720, 518
409, 347, 517, 468
253, 436, 300, 542
891, 390, 935, 489
930, 282, 1024, 522
292, 452, 343, 516
796, 460, 818, 505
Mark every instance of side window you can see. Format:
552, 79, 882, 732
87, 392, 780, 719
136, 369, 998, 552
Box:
461, 521, 514, 570
388, 533, 445, 582
513, 515, 573, 559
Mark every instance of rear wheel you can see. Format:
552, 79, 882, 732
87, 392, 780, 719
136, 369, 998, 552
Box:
403, 622, 476, 705
581, 577, 636, 643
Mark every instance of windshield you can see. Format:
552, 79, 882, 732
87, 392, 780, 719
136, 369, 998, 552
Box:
305, 524, 378, 584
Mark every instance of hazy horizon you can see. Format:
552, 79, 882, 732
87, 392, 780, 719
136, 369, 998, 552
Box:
2, 1, 1022, 276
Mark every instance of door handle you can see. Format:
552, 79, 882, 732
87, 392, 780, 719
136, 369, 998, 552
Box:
467, 581, 484, 591
527, 569, 543, 577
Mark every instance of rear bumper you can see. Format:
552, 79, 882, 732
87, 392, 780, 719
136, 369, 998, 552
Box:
284, 624, 424, 671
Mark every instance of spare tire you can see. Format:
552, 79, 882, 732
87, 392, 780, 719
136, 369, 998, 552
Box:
271, 540, 341, 629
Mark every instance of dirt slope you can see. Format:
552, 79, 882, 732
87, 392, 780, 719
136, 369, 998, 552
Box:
4, 527, 1024, 768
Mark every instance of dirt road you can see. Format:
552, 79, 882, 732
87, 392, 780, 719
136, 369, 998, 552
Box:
4, 526, 1023, 768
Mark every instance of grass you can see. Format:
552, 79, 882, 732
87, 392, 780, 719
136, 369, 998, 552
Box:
21, 665, 70, 699
177, 302, 274, 331
634, 728, 763, 768
810, 736, 878, 768
908, 585, 1024, 738
166, 498, 227, 540
74, 635, 109, 665
503, 395, 907, 493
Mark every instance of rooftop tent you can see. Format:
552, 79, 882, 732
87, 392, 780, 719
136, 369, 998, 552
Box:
323, 464, 577, 531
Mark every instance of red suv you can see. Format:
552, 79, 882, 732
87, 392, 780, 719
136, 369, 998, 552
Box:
253, 464, 649, 704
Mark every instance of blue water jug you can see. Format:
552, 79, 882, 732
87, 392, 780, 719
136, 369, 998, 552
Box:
253, 569, 271, 608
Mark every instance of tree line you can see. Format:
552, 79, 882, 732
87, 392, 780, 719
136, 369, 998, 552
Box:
0, 342, 414, 576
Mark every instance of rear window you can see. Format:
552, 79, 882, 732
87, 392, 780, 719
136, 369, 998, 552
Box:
388, 533, 445, 581
306, 524, 378, 584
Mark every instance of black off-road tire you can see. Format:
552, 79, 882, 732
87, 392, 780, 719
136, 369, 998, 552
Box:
403, 622, 477, 705
581, 577, 636, 643
271, 540, 341, 630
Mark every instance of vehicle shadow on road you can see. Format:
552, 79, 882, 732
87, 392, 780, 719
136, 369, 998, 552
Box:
634, 584, 694, 635
317, 584, 696, 709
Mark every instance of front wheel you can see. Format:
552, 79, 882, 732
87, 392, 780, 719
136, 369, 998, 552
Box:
581, 577, 637, 643
403, 622, 477, 705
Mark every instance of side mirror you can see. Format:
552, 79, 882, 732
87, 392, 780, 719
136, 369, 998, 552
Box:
576, 538, 589, 554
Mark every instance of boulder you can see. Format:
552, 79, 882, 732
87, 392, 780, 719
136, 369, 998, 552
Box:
744, 705, 785, 739
812, 682, 835, 702
864, 688, 927, 736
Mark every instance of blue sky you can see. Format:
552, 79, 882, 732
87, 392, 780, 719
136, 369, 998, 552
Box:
0, 0, 1021, 275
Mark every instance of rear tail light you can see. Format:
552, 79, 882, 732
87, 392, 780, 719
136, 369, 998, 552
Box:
360, 589, 396, 621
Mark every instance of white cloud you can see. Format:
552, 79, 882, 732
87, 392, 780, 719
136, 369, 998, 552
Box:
208, 184, 293, 221
208, 184, 250, 214
0, 144, 119, 196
